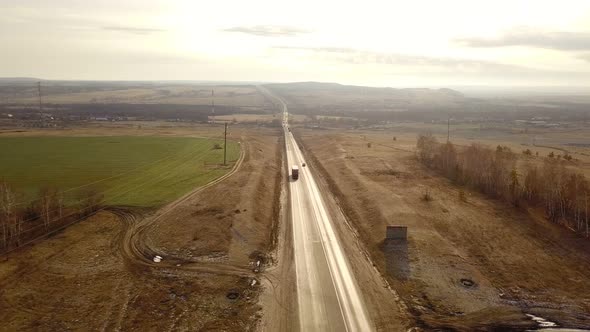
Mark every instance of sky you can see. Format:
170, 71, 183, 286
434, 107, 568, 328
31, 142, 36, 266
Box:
2, 0, 590, 87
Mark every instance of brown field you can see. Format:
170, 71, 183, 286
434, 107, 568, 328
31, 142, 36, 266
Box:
383, 122, 590, 178
0, 123, 283, 331
0, 120, 238, 138
213, 113, 307, 124
3, 80, 590, 331
295, 127, 590, 330
3, 84, 270, 110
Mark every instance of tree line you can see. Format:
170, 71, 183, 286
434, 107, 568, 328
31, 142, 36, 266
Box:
416, 133, 589, 238
0, 181, 103, 253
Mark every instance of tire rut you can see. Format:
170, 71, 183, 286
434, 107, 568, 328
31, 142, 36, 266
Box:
106, 145, 253, 278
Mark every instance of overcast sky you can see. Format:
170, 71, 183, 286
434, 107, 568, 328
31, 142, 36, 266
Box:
2, 0, 590, 87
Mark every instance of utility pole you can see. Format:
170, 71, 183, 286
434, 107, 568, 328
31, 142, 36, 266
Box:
38, 81, 43, 127
37, 81, 43, 113
223, 122, 228, 166
585, 192, 588, 238
447, 115, 450, 143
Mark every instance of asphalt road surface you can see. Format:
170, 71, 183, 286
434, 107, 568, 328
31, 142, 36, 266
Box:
279, 100, 373, 331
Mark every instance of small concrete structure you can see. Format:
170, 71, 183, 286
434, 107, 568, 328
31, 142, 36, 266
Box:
386, 226, 407, 240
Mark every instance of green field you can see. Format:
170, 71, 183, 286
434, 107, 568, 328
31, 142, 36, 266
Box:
0, 136, 240, 207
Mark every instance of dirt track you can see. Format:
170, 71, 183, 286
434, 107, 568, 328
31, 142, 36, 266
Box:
0, 126, 282, 331
296, 128, 590, 331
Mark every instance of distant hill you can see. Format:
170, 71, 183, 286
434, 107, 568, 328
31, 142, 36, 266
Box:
0, 77, 44, 83
266, 81, 464, 98
265, 82, 465, 113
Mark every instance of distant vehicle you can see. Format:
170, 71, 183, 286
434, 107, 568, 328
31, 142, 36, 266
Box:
292, 165, 299, 180
302, 163, 306, 167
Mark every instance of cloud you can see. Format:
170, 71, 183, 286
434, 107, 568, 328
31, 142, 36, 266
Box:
275, 46, 357, 53
102, 26, 166, 35
223, 25, 310, 37
273, 45, 529, 72
578, 53, 590, 62
455, 27, 590, 51
273, 45, 590, 82
95, 50, 206, 65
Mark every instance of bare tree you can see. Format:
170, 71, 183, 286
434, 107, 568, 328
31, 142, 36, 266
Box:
523, 164, 541, 203
76, 187, 104, 217
509, 167, 520, 206
416, 137, 590, 239
0, 181, 20, 247
57, 192, 64, 220
542, 159, 561, 223
416, 133, 438, 165
39, 187, 59, 231
438, 142, 458, 180
0, 181, 11, 249
586, 192, 589, 238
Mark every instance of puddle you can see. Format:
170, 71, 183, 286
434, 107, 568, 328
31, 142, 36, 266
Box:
226, 291, 239, 300
460, 278, 476, 288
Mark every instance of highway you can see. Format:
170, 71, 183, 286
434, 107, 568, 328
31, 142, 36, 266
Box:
278, 96, 373, 331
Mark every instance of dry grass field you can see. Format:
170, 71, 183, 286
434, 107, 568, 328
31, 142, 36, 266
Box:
2, 84, 270, 110
295, 127, 590, 330
212, 113, 307, 124
382, 122, 590, 178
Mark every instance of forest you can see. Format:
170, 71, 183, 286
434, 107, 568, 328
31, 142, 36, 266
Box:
416, 133, 589, 238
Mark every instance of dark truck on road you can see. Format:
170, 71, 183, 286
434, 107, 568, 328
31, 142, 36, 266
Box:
292, 165, 299, 180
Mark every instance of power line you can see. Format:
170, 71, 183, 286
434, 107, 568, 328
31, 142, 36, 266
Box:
9, 134, 232, 208
1, 135, 238, 247
12, 147, 187, 207
9, 140, 213, 224
447, 115, 451, 143
211, 89, 215, 124
37, 81, 44, 127
1, 144, 244, 255
37, 82, 43, 113
3, 144, 224, 243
